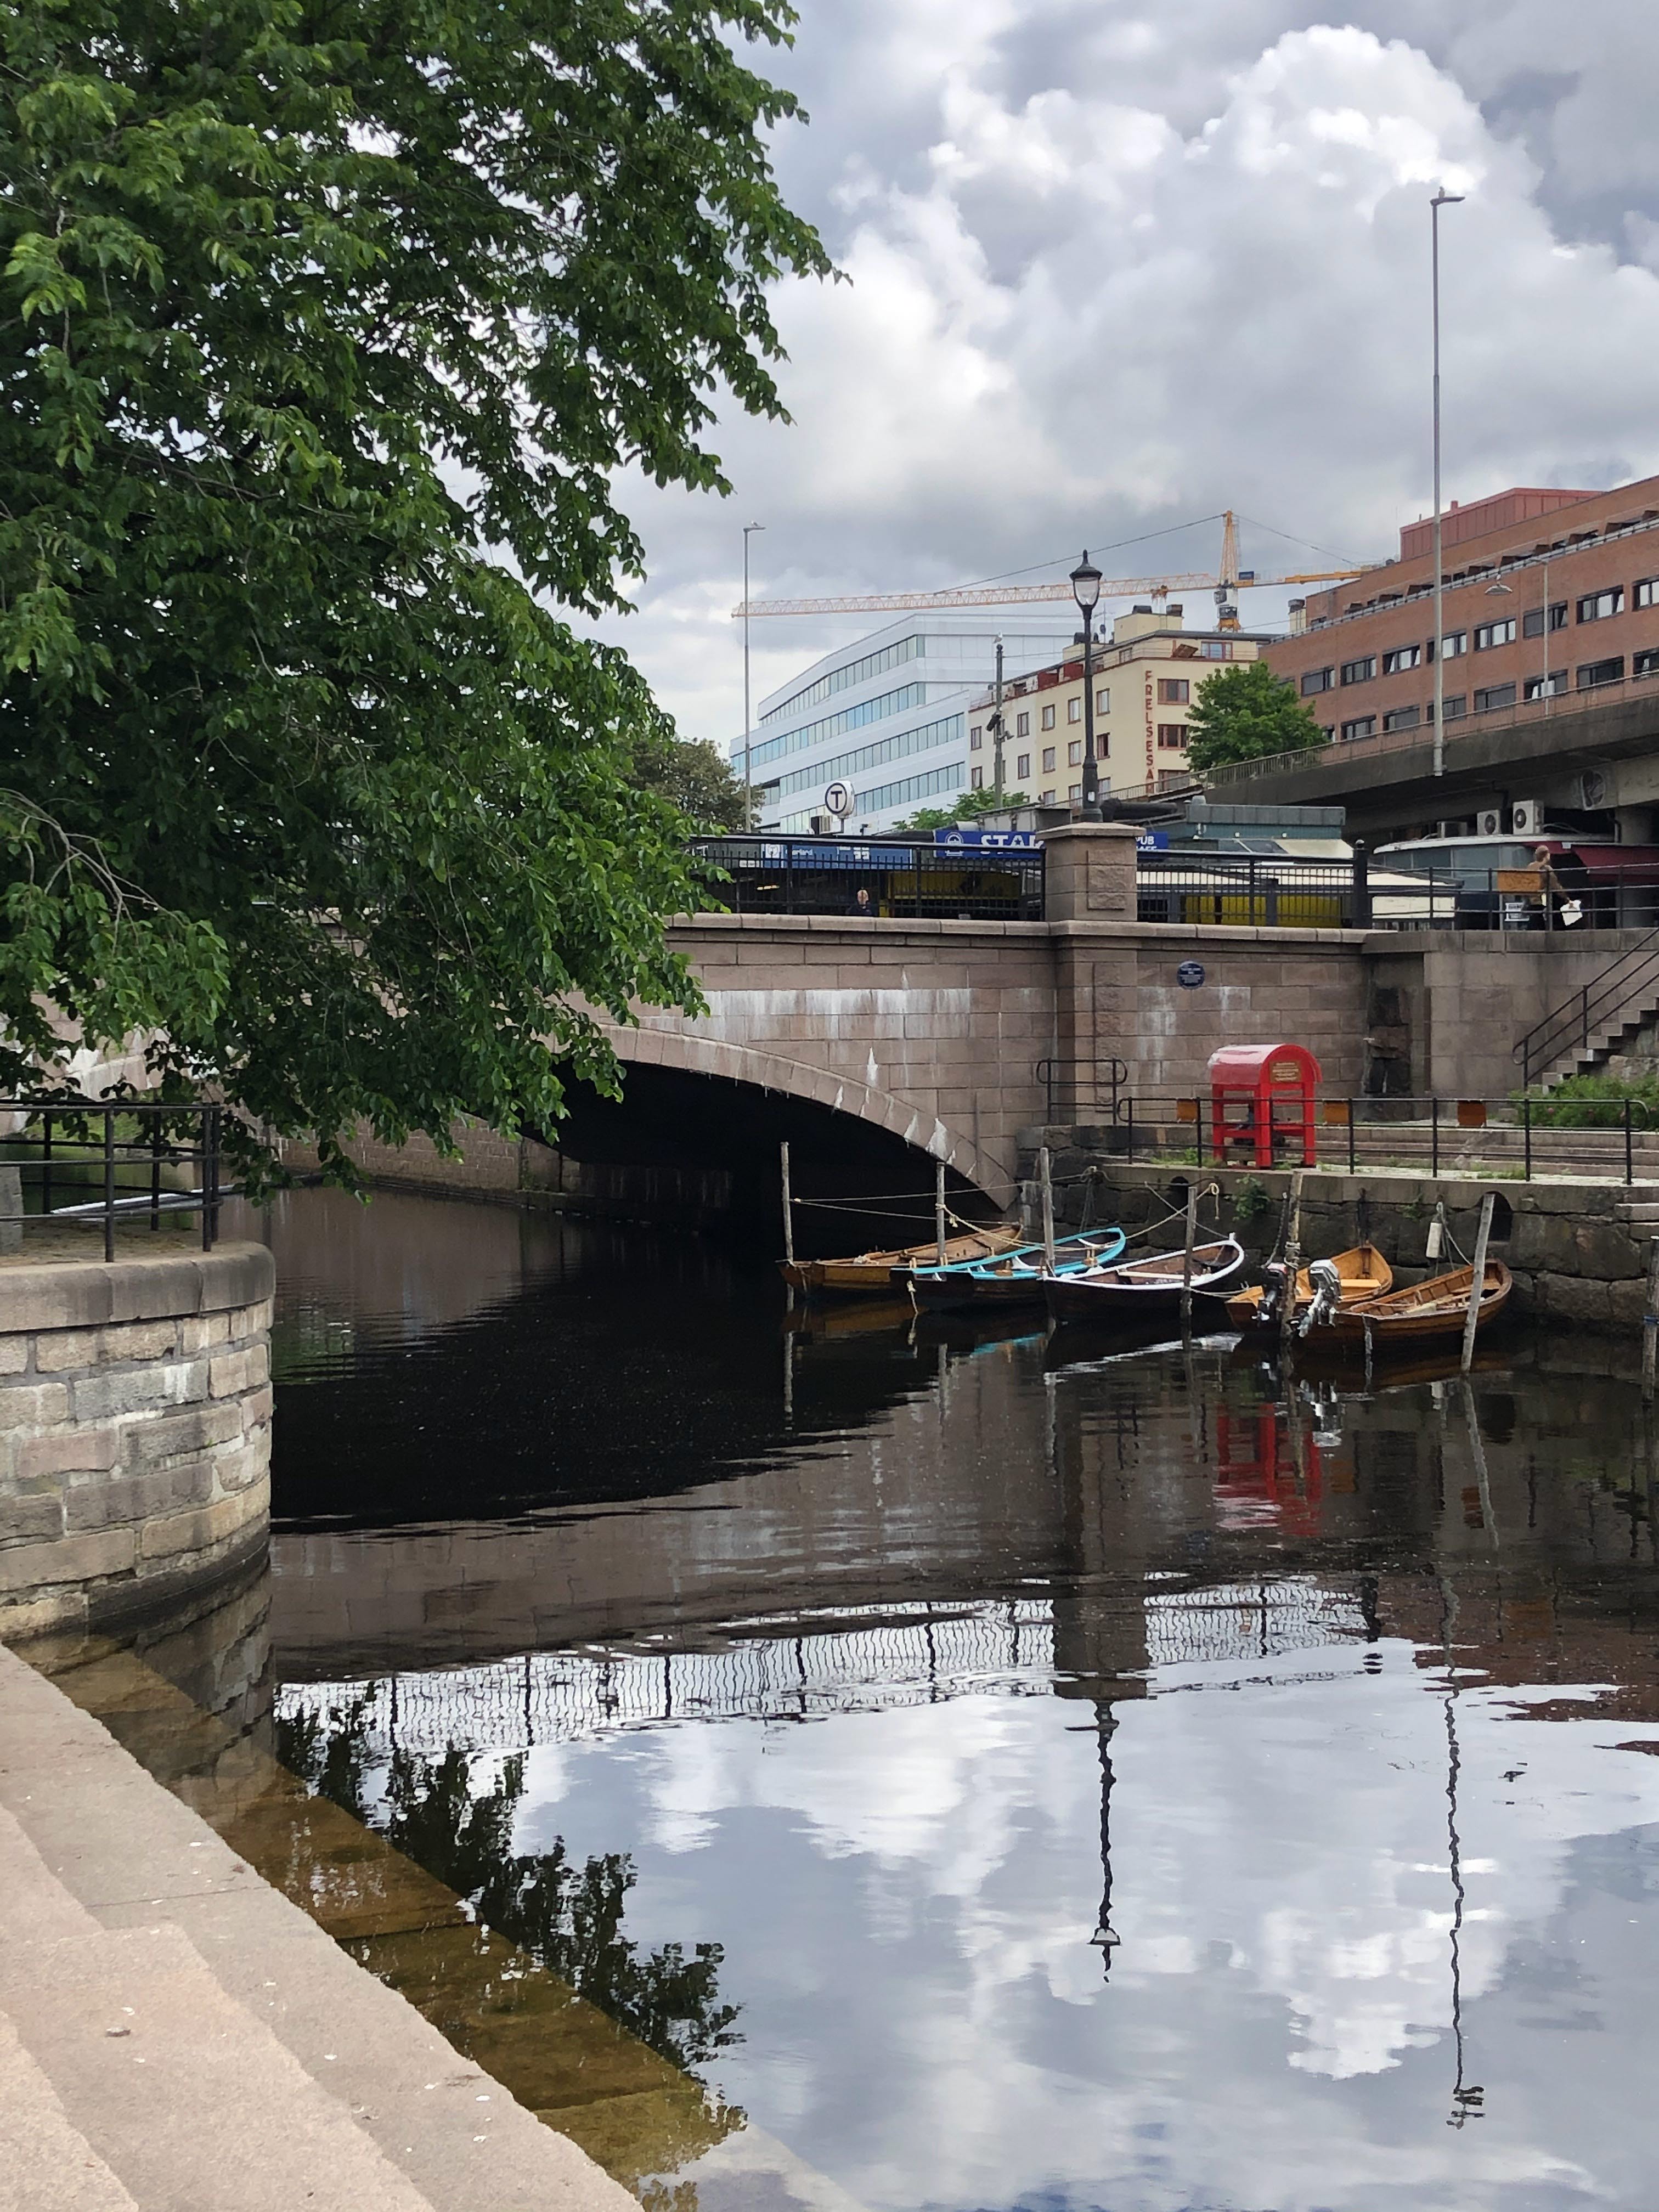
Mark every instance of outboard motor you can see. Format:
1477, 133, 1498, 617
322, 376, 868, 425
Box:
1299, 1259, 1344, 1337
1260, 1260, 1291, 1325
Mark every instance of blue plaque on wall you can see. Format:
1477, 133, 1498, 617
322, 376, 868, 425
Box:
1176, 960, 1206, 989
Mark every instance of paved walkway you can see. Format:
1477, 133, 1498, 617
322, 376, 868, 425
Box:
0, 1641, 639, 2212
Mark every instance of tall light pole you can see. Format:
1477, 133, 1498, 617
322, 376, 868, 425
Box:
1431, 187, 1464, 779
742, 521, 765, 827
1071, 551, 1104, 820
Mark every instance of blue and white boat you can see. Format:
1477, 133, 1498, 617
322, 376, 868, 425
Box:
902, 1226, 1126, 1311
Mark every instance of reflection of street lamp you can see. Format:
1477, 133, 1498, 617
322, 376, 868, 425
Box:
1430, 187, 1465, 778
1071, 551, 1104, 820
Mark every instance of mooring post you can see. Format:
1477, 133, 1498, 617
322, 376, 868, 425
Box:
1181, 1177, 1199, 1340
780, 1140, 795, 1269
1460, 1190, 1496, 1375
1643, 1237, 1659, 1406
935, 1156, 947, 1267
1278, 1170, 1304, 1363
1040, 1146, 1057, 1270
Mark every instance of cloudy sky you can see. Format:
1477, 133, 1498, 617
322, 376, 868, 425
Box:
582, 2, 1659, 752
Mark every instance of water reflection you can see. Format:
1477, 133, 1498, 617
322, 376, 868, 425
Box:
98, 1195, 1659, 2205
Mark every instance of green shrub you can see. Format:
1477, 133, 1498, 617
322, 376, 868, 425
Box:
1232, 1174, 1272, 1223
1520, 1073, 1659, 1129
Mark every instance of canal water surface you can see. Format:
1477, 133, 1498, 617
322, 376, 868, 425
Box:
138, 1193, 1659, 2209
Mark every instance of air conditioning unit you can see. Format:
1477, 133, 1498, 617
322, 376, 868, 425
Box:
1477, 808, 1503, 838
1511, 798, 1543, 836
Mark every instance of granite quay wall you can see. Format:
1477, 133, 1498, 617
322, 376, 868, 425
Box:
0, 1243, 273, 1637
1019, 1145, 1659, 1332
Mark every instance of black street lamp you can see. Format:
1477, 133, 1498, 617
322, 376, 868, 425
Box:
1071, 551, 1104, 821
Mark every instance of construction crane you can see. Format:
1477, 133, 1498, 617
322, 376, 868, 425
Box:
730, 511, 1369, 632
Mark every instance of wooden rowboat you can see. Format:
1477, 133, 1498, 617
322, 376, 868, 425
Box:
1225, 1243, 1393, 1328
781, 1222, 1020, 1295
909, 1226, 1127, 1311
1308, 1260, 1512, 1350
1045, 1237, 1248, 1323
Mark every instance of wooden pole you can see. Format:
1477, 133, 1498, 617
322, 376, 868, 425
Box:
1643, 1236, 1659, 1406
1040, 1146, 1057, 1269
935, 1155, 948, 1267
1278, 1170, 1304, 1362
780, 1141, 795, 1267
1460, 1190, 1496, 1375
1181, 1177, 1200, 1339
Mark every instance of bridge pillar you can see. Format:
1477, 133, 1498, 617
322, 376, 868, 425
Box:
1042, 822, 1139, 922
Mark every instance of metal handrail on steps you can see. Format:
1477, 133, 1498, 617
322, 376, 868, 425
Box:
1514, 926, 1659, 1090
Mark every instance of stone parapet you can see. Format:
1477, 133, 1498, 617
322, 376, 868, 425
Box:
0, 1243, 273, 1637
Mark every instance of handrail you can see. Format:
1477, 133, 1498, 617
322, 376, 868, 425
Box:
1514, 926, 1659, 1088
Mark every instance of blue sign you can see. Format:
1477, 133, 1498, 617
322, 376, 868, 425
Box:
1176, 960, 1206, 989
933, 828, 1043, 850
1136, 831, 1170, 851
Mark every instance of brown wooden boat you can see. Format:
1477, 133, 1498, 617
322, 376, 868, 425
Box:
1225, 1243, 1393, 1328
1308, 1259, 1511, 1350
781, 1222, 1020, 1295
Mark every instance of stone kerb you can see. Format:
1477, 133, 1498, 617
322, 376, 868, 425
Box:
0, 1242, 274, 1638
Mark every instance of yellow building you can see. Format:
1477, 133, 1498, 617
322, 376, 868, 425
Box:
967, 603, 1265, 804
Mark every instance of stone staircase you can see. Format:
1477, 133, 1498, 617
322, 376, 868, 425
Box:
1536, 988, 1659, 1091
0, 1643, 639, 2212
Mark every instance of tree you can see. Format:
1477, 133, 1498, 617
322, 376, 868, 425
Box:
630, 737, 752, 832
1183, 661, 1329, 774
891, 787, 1032, 832
0, 0, 828, 1183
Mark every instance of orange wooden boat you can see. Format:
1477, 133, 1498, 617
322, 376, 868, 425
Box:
1307, 1260, 1511, 1351
1226, 1243, 1393, 1328
781, 1222, 1020, 1295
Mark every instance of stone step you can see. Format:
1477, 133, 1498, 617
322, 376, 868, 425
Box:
0, 1923, 439, 2212
0, 2006, 139, 2212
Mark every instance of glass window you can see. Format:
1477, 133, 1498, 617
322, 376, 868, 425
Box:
1340, 715, 1376, 742
1156, 723, 1187, 749
1577, 588, 1624, 623
1437, 695, 1466, 721
1016, 711, 1030, 738
1068, 783, 1082, 802
1301, 668, 1333, 696
1041, 703, 1056, 730
1635, 578, 1658, 609
1040, 789, 1056, 805
1473, 682, 1517, 711
1340, 656, 1375, 685
1068, 740, 1083, 767
1016, 752, 1030, 779
970, 764, 984, 790
1382, 705, 1420, 731
1095, 687, 1110, 714
1474, 619, 1516, 650
1068, 697, 1081, 723
1576, 656, 1624, 689
1636, 646, 1659, 678
1523, 673, 1567, 700
969, 725, 982, 751
1156, 678, 1190, 704
1524, 603, 1568, 636
1440, 630, 1466, 658
1381, 645, 1422, 674
1041, 746, 1056, 773
1201, 640, 1229, 659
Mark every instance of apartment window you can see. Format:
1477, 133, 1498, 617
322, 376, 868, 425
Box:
1635, 578, 1659, 610
1156, 678, 1190, 705
1156, 771, 1188, 793
970, 764, 984, 790
1301, 668, 1334, 696
1016, 710, 1030, 738
1040, 789, 1056, 806
1474, 618, 1516, 650
969, 725, 983, 751
1473, 682, 1517, 712
1015, 752, 1030, 780
1439, 630, 1467, 658
1340, 715, 1376, 742
1068, 697, 1081, 723
1381, 705, 1420, 732
1068, 783, 1082, 802
1156, 723, 1187, 749
1042, 746, 1056, 774
1522, 603, 1568, 638
1068, 740, 1083, 767
1523, 672, 1567, 701
1636, 646, 1659, 678
1577, 587, 1624, 623
1381, 645, 1422, 674
1041, 703, 1056, 730
1577, 656, 1624, 689
1436, 695, 1466, 722
1095, 687, 1110, 715
1201, 640, 1230, 659
1340, 656, 1375, 686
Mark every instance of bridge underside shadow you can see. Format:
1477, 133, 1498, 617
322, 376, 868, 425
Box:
551, 1062, 997, 1255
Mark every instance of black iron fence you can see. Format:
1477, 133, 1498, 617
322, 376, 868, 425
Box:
689, 835, 1045, 922
1034, 1084, 1659, 1186
0, 1101, 224, 1261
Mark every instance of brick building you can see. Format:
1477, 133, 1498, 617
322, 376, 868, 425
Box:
1266, 475, 1659, 761
966, 604, 1266, 805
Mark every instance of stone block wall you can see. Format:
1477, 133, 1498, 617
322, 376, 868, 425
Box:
0, 1243, 274, 1638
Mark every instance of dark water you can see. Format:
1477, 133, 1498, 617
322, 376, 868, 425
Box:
236, 1192, 1659, 2209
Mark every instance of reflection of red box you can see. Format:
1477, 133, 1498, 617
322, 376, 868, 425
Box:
1207, 1042, 1321, 1169
1214, 1408, 1327, 1539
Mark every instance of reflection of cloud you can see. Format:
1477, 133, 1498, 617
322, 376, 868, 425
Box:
515, 1639, 1659, 2211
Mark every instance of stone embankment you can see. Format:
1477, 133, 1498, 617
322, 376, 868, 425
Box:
1020, 1139, 1659, 1331
0, 1243, 274, 1637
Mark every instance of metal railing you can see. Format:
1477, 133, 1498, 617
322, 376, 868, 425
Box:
0, 1101, 224, 1261
689, 834, 1046, 921
1036, 1057, 1128, 1122
1515, 924, 1659, 1088
1034, 1088, 1659, 1186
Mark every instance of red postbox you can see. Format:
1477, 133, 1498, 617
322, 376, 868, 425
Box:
1207, 1042, 1321, 1169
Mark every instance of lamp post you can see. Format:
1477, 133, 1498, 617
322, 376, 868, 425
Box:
742, 521, 765, 826
1072, 550, 1104, 820
1431, 187, 1464, 779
